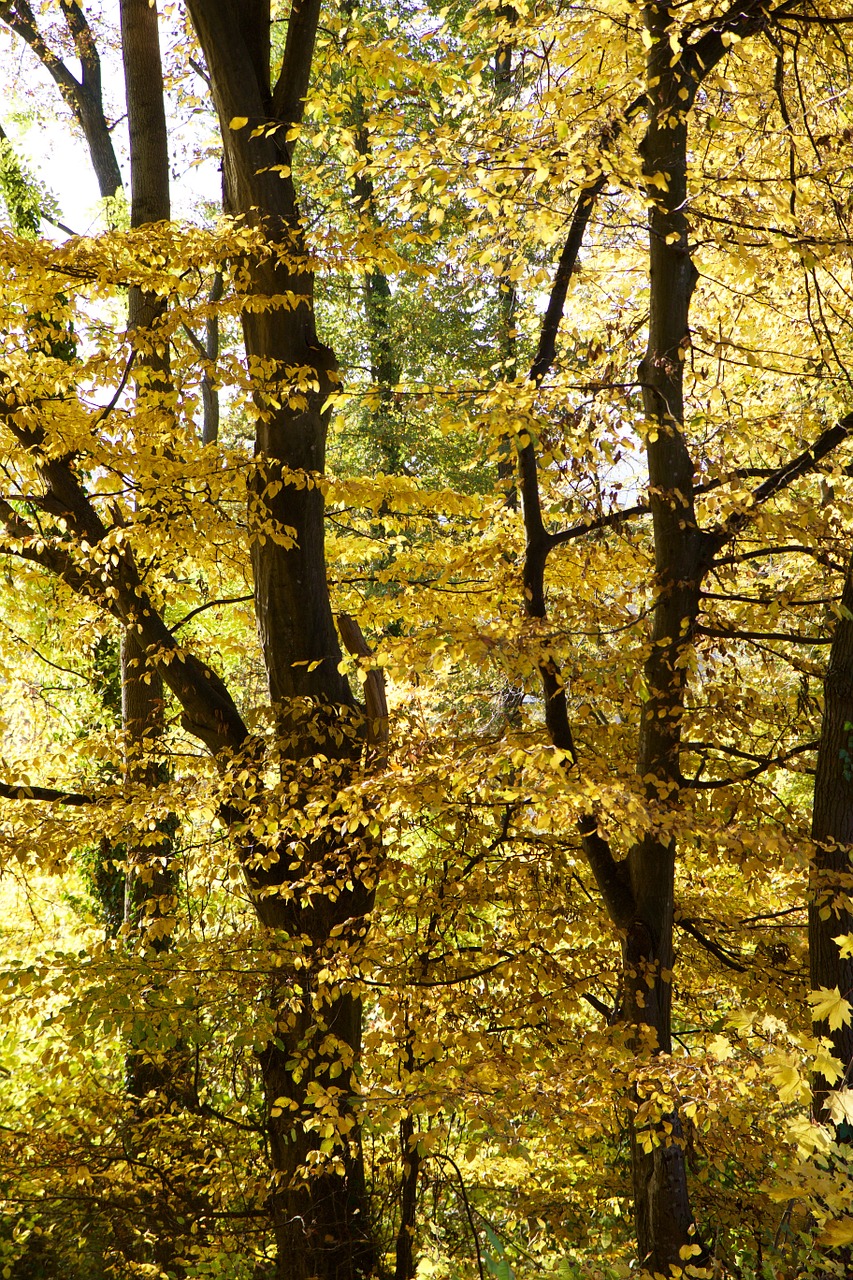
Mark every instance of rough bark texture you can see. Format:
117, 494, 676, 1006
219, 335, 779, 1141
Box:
185, 5, 375, 1276
811, 556, 853, 1134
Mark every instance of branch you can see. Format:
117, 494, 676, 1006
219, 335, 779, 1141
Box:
675, 917, 747, 972
548, 500, 648, 548
683, 0, 797, 105
91, 350, 136, 430
189, 55, 211, 87
428, 1155, 486, 1280
684, 739, 819, 765
772, 10, 853, 22
530, 173, 609, 385
170, 594, 254, 634
545, 469, 780, 551
0, 0, 121, 198
0, 422, 248, 755
711, 543, 846, 572
0, 498, 97, 598
697, 625, 831, 645
0, 0, 82, 106
582, 990, 614, 1019
271, 0, 323, 129
578, 812, 635, 930
59, 0, 101, 87
337, 612, 388, 759
682, 739, 819, 789
0, 780, 91, 805
706, 414, 853, 551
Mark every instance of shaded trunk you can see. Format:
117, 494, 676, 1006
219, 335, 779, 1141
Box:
624, 4, 706, 1267
810, 555, 853, 1135
184, 5, 376, 1276
119, 0, 175, 1101
394, 1106, 420, 1280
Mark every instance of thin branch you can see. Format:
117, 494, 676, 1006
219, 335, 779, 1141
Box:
740, 905, 805, 924
429, 1155, 486, 1280
582, 990, 613, 1018
91, 350, 136, 430
683, 739, 819, 789
711, 544, 846, 572
188, 55, 210, 87
169, 594, 253, 634
676, 917, 747, 972
697, 625, 832, 645
706, 413, 853, 549
685, 739, 819, 765
548, 500, 648, 548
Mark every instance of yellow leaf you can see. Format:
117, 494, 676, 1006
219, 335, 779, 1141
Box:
808, 986, 852, 1032
814, 1044, 845, 1085
818, 1218, 853, 1248
828, 1088, 853, 1127
771, 1059, 807, 1104
229, 116, 249, 130
708, 1034, 732, 1062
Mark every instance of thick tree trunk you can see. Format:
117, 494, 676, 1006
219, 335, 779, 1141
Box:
810, 555, 853, 1135
185, 5, 376, 1276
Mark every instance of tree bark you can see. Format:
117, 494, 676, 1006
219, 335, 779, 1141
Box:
623, 5, 708, 1267
810, 556, 853, 1135
0, 0, 122, 200
184, 5, 376, 1275
119, 0, 176, 1101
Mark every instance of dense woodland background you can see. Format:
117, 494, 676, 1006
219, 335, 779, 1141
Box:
2, 0, 853, 1277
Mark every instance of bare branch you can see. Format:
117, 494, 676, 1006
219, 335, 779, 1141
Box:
697, 625, 832, 645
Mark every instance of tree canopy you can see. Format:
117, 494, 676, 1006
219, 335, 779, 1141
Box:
2, 2, 853, 1278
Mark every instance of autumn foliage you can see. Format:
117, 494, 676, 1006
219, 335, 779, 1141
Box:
2, 2, 853, 1279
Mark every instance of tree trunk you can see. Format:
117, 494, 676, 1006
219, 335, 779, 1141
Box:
184, 5, 376, 1276
119, 0, 176, 1097
624, 4, 707, 1268
810, 555, 853, 1135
